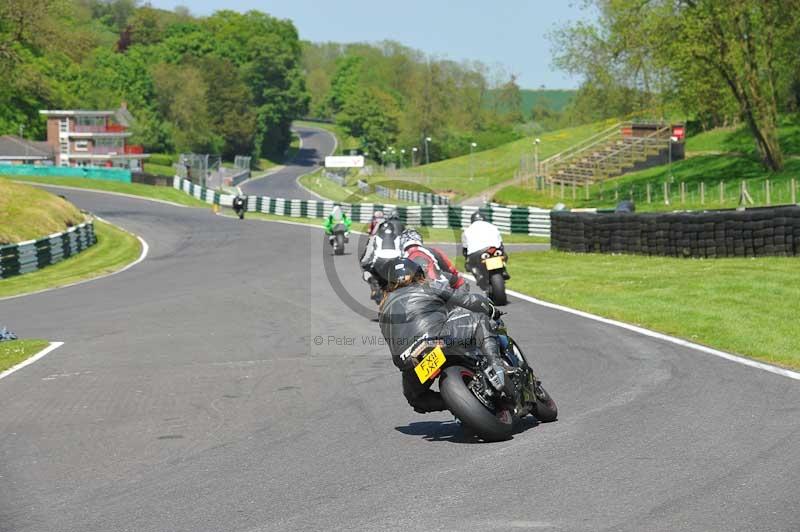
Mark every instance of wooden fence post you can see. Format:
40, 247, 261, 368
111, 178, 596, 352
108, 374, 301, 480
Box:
664, 182, 670, 205
765, 179, 771, 205
792, 178, 797, 204
550, 180, 554, 198
680, 182, 686, 204
720, 180, 724, 204
646, 183, 651, 203
700, 182, 705, 205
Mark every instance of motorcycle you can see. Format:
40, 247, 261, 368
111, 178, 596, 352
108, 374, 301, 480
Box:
468, 246, 509, 305
232, 196, 246, 220
329, 223, 349, 255
411, 315, 557, 442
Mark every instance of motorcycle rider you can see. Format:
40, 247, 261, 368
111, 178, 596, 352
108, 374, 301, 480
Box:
399, 228, 468, 294
324, 204, 352, 246
360, 219, 402, 299
384, 208, 405, 234
378, 258, 504, 414
367, 210, 385, 235
461, 210, 508, 283
232, 195, 247, 219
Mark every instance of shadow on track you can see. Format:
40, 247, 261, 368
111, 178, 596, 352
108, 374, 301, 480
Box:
395, 417, 541, 443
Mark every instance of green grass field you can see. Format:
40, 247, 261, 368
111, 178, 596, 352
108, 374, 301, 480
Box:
495, 117, 800, 210
0, 178, 87, 244
366, 120, 618, 202
0, 220, 142, 298
0, 339, 50, 373
11, 176, 209, 207
504, 250, 800, 370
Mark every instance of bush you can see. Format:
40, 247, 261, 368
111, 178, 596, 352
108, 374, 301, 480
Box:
148, 153, 176, 166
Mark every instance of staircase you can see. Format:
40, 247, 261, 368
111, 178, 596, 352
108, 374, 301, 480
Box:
542, 122, 679, 185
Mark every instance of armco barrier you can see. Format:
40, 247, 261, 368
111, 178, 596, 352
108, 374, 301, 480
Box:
173, 176, 550, 237
551, 205, 800, 257
0, 220, 97, 279
0, 164, 132, 183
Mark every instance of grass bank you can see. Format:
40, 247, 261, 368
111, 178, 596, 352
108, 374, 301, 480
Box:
365, 120, 617, 203
505, 251, 800, 369
0, 219, 142, 298
0, 339, 50, 373
11, 176, 208, 207
0, 178, 86, 244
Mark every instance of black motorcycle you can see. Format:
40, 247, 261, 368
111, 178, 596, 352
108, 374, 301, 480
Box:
467, 246, 509, 305
232, 196, 247, 220
329, 223, 349, 255
411, 316, 557, 442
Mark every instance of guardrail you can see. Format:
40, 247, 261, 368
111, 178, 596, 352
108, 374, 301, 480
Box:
0, 220, 96, 279
174, 176, 550, 237
374, 185, 450, 205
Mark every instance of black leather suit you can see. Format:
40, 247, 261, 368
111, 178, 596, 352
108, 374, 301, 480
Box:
378, 282, 499, 413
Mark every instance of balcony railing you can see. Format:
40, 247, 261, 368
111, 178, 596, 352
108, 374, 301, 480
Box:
73, 123, 128, 133
76, 144, 145, 155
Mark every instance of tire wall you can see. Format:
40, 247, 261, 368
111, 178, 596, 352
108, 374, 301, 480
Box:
550, 206, 800, 258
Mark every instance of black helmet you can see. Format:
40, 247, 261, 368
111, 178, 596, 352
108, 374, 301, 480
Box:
386, 257, 423, 286
471, 210, 486, 223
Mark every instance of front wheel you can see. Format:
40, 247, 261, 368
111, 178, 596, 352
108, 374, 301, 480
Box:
439, 366, 513, 442
238, 210, 245, 220
335, 233, 345, 255
532, 384, 558, 422
489, 272, 507, 305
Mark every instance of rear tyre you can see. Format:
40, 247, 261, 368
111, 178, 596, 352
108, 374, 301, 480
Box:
532, 384, 558, 422
335, 233, 345, 255
439, 366, 513, 442
489, 272, 507, 305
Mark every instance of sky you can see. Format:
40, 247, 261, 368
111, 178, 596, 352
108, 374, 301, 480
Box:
146, 0, 595, 89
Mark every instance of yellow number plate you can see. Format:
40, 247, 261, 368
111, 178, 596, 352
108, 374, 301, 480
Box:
414, 346, 446, 383
485, 256, 504, 270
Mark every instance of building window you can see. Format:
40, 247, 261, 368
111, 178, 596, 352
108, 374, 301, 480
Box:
60, 142, 68, 154
74, 140, 89, 152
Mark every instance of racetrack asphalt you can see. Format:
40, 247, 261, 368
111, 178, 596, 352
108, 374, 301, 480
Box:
1, 187, 798, 532
241, 125, 336, 200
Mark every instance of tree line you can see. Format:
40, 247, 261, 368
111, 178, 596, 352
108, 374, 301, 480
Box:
0, 0, 308, 161
302, 41, 534, 163
551, 0, 800, 171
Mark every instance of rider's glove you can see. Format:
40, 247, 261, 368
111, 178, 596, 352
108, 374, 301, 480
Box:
362, 271, 373, 282
490, 304, 503, 320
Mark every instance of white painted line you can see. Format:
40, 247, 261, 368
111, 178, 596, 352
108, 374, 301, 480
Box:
465, 273, 800, 382
15, 181, 191, 208
0, 342, 64, 381
0, 224, 150, 302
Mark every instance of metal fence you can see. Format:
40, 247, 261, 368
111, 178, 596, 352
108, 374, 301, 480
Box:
0, 220, 96, 279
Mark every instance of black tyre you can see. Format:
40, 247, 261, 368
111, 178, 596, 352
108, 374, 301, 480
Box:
533, 384, 558, 422
335, 233, 345, 255
238, 211, 245, 220
439, 366, 513, 442
489, 272, 507, 305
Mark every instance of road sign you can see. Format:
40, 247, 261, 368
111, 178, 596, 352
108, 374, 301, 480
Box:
325, 156, 364, 168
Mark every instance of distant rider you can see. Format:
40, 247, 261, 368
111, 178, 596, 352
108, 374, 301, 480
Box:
461, 210, 507, 282
399, 228, 468, 294
324, 204, 352, 245
378, 258, 504, 414
367, 210, 385, 235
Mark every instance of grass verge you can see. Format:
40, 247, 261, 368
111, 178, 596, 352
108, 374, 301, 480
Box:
0, 339, 50, 373
505, 250, 800, 369
11, 176, 208, 207
0, 178, 86, 244
0, 220, 141, 298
